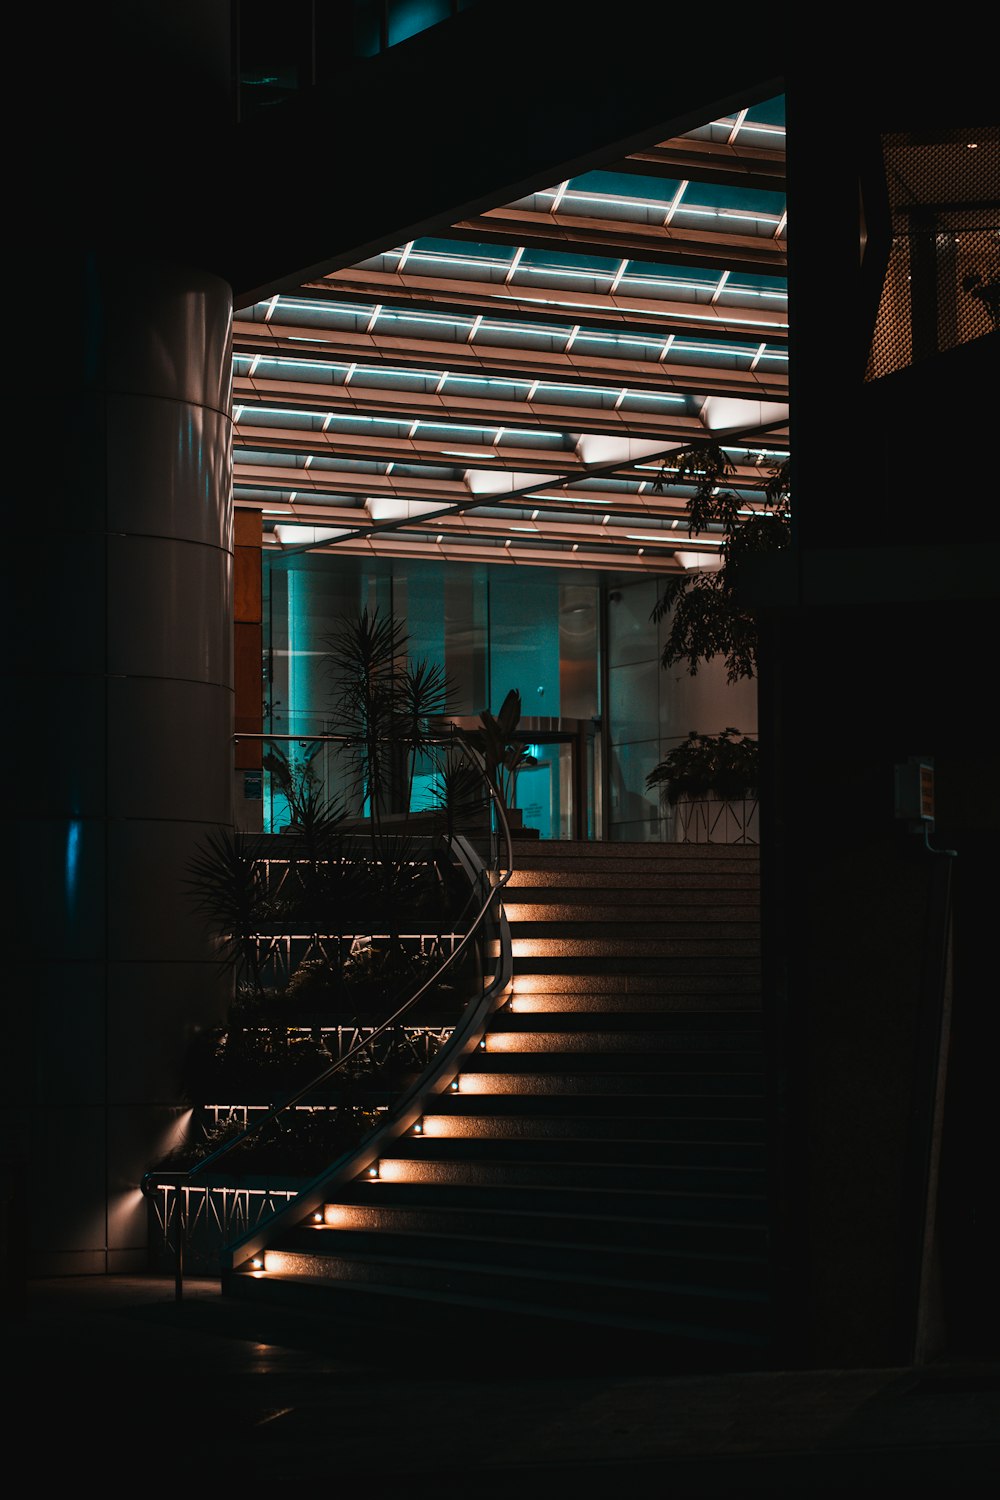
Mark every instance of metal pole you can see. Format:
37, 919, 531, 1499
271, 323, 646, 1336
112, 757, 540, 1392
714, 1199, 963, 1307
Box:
175, 1189, 185, 1302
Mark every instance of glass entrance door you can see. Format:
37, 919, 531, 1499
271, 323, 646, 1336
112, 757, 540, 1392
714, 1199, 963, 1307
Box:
514, 742, 573, 840
511, 719, 601, 840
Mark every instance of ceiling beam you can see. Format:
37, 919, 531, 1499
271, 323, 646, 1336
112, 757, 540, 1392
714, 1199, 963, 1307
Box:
620, 137, 786, 191
233, 463, 775, 517
449, 209, 787, 277
232, 421, 580, 472
233, 421, 786, 475
293, 272, 789, 344
233, 320, 788, 403
258, 499, 707, 551
233, 374, 708, 442
263, 527, 687, 574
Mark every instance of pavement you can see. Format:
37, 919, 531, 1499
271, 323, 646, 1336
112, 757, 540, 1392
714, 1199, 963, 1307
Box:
9, 1274, 1000, 1493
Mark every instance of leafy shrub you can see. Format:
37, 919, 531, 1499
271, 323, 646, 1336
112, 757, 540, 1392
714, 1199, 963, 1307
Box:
646, 728, 759, 805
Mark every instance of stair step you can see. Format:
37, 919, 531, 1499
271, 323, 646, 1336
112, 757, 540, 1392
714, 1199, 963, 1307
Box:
374, 1153, 764, 1200
489, 1011, 762, 1041
509, 876, 758, 900
322, 1190, 771, 1255
508, 901, 759, 920
416, 1116, 766, 1155
517, 839, 757, 850
225, 1270, 769, 1363
509, 876, 758, 894
510, 923, 760, 945
479, 1036, 763, 1062
335, 1177, 768, 1226
436, 1091, 765, 1121
509, 972, 761, 993
281, 1223, 769, 1289
254, 1247, 768, 1329
513, 850, 758, 871
510, 937, 761, 958
454, 1073, 763, 1100
512, 964, 760, 986
224, 832, 769, 1364
391, 1134, 765, 1168
508, 991, 761, 1012
429, 1095, 766, 1129
460, 1051, 763, 1078
513, 839, 758, 852
503, 1002, 761, 1026
509, 878, 757, 887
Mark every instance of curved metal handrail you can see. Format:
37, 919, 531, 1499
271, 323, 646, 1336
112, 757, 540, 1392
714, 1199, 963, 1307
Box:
144, 732, 514, 1293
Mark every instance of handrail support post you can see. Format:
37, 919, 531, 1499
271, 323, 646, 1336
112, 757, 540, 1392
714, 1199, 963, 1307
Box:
175, 1190, 185, 1302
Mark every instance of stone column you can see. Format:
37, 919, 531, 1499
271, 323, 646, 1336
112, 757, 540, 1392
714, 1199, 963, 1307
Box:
11, 261, 234, 1274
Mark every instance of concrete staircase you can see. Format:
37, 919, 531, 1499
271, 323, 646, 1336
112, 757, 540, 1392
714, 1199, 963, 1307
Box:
226, 842, 769, 1368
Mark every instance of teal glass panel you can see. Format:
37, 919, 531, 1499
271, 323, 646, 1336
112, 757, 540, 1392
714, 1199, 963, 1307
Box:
352, 0, 383, 56
609, 659, 659, 747
516, 760, 553, 841
607, 577, 658, 670
445, 566, 488, 714
400, 562, 446, 686
488, 570, 560, 714
558, 582, 599, 720
608, 739, 661, 830
388, 0, 451, 46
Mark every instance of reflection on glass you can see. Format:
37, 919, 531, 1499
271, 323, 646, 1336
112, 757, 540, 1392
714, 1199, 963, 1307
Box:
559, 583, 599, 719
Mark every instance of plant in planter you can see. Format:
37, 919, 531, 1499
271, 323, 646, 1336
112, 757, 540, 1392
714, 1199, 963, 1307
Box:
323, 607, 460, 943
262, 740, 322, 830
459, 688, 537, 826
159, 1096, 382, 1177
650, 443, 790, 682
325, 607, 454, 836
186, 827, 277, 996
177, 609, 494, 1184
431, 748, 491, 842
341, 937, 432, 1017
646, 727, 759, 844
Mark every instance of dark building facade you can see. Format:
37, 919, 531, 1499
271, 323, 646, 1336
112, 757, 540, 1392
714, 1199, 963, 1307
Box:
7, 1, 998, 1367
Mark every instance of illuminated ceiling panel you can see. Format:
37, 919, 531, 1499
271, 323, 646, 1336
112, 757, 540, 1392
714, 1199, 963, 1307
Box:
235, 98, 789, 573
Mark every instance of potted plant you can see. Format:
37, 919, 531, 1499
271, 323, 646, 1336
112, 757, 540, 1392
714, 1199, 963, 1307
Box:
646, 727, 759, 844
459, 688, 537, 832
262, 740, 324, 832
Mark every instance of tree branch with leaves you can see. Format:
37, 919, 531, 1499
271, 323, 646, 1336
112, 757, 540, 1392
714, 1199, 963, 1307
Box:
650, 443, 790, 682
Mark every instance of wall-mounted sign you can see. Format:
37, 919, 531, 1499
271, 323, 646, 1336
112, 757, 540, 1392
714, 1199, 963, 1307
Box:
894, 759, 934, 822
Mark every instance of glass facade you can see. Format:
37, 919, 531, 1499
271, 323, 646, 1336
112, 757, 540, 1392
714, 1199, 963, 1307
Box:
606, 576, 758, 841
260, 552, 757, 839
262, 553, 600, 835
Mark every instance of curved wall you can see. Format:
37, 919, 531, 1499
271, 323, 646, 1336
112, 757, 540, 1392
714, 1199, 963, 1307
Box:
11, 263, 234, 1273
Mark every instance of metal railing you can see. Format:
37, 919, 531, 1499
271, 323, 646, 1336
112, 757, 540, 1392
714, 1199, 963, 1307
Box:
143, 734, 513, 1296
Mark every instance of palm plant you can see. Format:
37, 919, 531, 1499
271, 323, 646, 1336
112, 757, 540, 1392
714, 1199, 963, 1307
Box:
324, 608, 454, 843
262, 741, 322, 830
432, 748, 490, 844
280, 781, 370, 973
323, 607, 458, 953
186, 828, 275, 995
459, 688, 536, 814
396, 656, 454, 811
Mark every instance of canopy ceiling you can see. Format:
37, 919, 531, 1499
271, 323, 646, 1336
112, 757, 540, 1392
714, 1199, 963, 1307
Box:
234, 96, 789, 574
